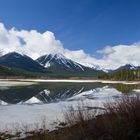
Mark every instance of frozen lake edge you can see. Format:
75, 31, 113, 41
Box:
0, 79, 140, 85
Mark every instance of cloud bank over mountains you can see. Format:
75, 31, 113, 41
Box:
0, 22, 140, 69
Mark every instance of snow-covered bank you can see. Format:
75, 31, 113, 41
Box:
100, 80, 140, 85
1, 79, 139, 85
0, 80, 37, 87
0, 79, 140, 86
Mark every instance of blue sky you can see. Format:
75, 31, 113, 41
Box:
0, 0, 140, 56
0, 0, 140, 69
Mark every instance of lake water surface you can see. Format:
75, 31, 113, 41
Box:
0, 82, 140, 104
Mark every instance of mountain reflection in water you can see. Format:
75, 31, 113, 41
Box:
0, 82, 139, 105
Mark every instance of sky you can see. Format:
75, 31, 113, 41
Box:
0, 0, 140, 69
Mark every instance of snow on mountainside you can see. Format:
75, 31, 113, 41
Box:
79, 62, 109, 73
36, 53, 83, 69
36, 53, 98, 73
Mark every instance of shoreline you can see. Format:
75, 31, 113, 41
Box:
0, 79, 140, 85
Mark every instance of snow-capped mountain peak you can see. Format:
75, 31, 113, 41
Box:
126, 64, 136, 69
117, 64, 137, 70
53, 53, 67, 59
36, 53, 86, 71
36, 53, 104, 73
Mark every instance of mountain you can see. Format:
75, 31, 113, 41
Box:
36, 53, 85, 72
81, 62, 109, 73
136, 66, 140, 69
0, 65, 47, 77
114, 64, 140, 72
0, 65, 24, 76
0, 52, 46, 72
36, 53, 104, 75
99, 64, 140, 80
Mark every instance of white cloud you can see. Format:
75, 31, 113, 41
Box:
94, 44, 140, 69
0, 22, 140, 70
97, 46, 115, 55
10, 28, 64, 58
64, 44, 140, 70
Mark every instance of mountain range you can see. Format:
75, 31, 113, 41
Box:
0, 52, 139, 78
36, 53, 103, 74
0, 52, 104, 77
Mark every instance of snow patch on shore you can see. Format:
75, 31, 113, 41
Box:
0, 80, 37, 87
6, 79, 139, 85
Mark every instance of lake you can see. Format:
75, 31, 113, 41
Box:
0, 80, 139, 131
